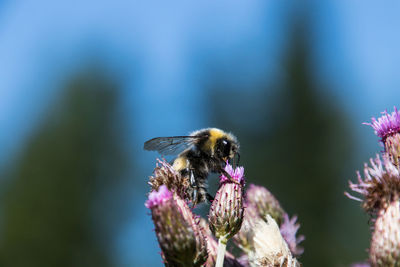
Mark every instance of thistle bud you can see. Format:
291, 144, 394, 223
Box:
148, 158, 190, 200
246, 184, 285, 225
209, 163, 245, 241
370, 201, 400, 266
145, 185, 208, 266
174, 196, 208, 265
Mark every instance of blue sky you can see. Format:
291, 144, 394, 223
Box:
1, 0, 400, 265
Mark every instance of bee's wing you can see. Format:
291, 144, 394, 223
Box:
143, 136, 199, 155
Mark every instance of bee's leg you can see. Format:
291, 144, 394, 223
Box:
190, 170, 198, 206
220, 168, 237, 184
192, 189, 198, 207
190, 169, 196, 186
206, 193, 214, 203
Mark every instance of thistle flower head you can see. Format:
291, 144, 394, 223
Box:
246, 184, 285, 225
370, 201, 400, 266
364, 107, 400, 142
174, 196, 209, 265
146, 186, 208, 266
233, 210, 302, 266
145, 185, 172, 209
280, 213, 305, 257
220, 161, 245, 186
148, 158, 190, 200
346, 154, 400, 214
209, 163, 245, 241
252, 215, 300, 267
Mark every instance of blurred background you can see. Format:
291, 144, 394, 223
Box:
1, 1, 399, 266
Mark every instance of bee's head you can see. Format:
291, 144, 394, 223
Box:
215, 137, 239, 164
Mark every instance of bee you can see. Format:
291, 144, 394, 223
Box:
144, 128, 240, 205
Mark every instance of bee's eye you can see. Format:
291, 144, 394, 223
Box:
220, 140, 230, 156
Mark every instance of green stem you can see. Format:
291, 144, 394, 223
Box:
216, 236, 228, 267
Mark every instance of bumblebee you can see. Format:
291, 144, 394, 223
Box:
144, 128, 240, 205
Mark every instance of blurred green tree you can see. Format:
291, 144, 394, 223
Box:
208, 14, 369, 267
0, 69, 130, 267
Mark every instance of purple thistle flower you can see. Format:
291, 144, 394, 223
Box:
345, 154, 400, 214
209, 163, 245, 241
246, 184, 285, 225
145, 185, 172, 209
280, 213, 305, 257
220, 161, 245, 186
209, 185, 244, 241
364, 107, 400, 142
145, 186, 208, 266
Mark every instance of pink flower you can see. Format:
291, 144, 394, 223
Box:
220, 162, 245, 186
364, 107, 400, 142
145, 185, 172, 209
145, 185, 208, 266
209, 163, 245, 241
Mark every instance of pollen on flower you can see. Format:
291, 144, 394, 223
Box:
145, 185, 173, 209
364, 107, 400, 142
220, 162, 245, 185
